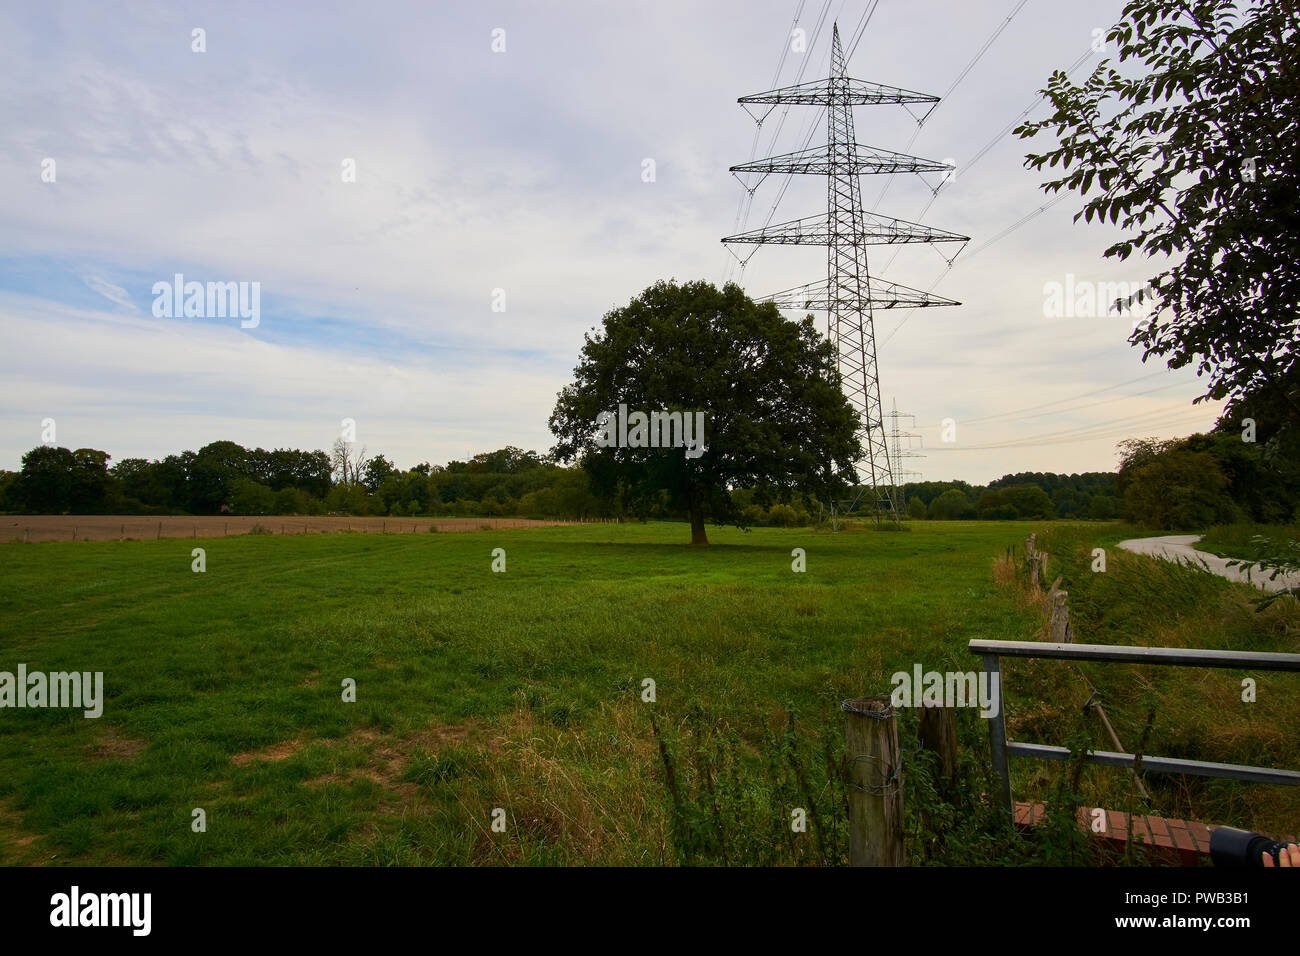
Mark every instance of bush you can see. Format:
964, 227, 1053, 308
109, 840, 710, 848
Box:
1122, 449, 1237, 530
929, 488, 976, 520
766, 504, 804, 527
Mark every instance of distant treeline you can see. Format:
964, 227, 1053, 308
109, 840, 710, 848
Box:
2, 416, 1293, 530
0, 440, 1116, 522
0, 442, 610, 519
899, 472, 1119, 521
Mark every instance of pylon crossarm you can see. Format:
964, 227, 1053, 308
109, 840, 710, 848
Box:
723, 212, 969, 247
729, 143, 952, 176
762, 277, 961, 311
739, 77, 939, 107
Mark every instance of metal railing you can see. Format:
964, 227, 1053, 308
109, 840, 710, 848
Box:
968, 639, 1300, 814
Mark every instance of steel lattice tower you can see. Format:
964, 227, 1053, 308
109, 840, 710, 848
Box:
724, 23, 967, 523
886, 398, 924, 489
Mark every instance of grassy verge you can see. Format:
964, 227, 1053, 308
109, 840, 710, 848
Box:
994, 524, 1300, 847
1198, 522, 1300, 563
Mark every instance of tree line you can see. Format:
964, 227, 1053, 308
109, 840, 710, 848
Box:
6, 431, 1285, 529
0, 441, 609, 520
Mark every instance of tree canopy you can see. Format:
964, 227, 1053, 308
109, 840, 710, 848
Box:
548, 279, 861, 544
1016, 0, 1299, 423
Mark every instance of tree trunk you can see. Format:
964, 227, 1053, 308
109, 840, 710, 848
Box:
689, 505, 708, 546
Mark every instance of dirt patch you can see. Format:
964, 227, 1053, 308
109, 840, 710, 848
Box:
231, 738, 305, 766
302, 720, 483, 795
299, 669, 321, 687
0, 799, 47, 865
87, 727, 148, 761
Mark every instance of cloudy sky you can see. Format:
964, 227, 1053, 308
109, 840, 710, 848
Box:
0, 0, 1223, 483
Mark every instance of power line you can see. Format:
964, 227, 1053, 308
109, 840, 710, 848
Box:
722, 0, 811, 283
926, 406, 1216, 451
873, 43, 1104, 343
970, 379, 1192, 426
915, 376, 1191, 430
844, 0, 882, 61
924, 413, 1214, 451
956, 405, 1205, 446
724, 0, 836, 285
873, 0, 1032, 212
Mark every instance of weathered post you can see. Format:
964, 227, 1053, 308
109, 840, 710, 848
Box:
918, 703, 958, 793
1050, 590, 1070, 643
842, 696, 904, 866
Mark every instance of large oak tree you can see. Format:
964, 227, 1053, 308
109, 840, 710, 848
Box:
548, 280, 861, 545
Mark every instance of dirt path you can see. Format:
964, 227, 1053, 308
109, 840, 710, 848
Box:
1116, 533, 1300, 594
1, 514, 609, 543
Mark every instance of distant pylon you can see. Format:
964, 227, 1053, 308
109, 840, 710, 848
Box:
886, 397, 924, 501
724, 23, 967, 525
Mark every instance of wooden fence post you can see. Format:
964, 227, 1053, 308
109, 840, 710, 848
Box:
918, 703, 958, 793
843, 696, 904, 866
1050, 590, 1070, 643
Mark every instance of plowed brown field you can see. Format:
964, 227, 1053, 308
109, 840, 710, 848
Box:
1, 515, 605, 542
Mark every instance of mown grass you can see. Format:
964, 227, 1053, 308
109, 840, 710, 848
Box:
0, 519, 1294, 865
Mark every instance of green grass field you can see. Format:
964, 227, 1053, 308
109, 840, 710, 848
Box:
1, 520, 1296, 865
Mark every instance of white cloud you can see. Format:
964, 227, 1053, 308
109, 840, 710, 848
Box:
82, 274, 139, 312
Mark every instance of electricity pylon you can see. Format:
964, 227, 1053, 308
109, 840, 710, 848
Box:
724, 22, 966, 525
886, 398, 924, 498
